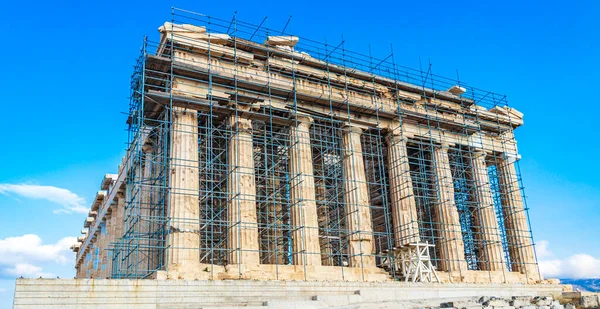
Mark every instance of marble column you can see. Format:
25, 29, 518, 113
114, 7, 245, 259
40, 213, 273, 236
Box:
111, 191, 125, 277
113, 192, 125, 251
341, 125, 375, 268
138, 149, 153, 273
386, 132, 420, 246
432, 144, 468, 272
471, 151, 506, 271
497, 155, 540, 281
227, 115, 260, 265
289, 115, 321, 266
99, 219, 109, 278
167, 107, 201, 269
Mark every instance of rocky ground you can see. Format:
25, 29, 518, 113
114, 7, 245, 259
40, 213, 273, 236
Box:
427, 294, 600, 309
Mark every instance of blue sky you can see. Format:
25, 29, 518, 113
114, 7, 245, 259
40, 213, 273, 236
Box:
0, 0, 599, 307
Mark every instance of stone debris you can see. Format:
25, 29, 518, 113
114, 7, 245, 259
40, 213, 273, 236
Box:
534, 296, 554, 306
444, 300, 482, 309
430, 293, 600, 309
483, 298, 510, 307
581, 295, 600, 308
478, 297, 492, 305
511, 299, 532, 307
422, 294, 600, 309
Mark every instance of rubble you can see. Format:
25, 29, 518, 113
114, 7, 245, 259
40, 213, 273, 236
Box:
433, 294, 600, 309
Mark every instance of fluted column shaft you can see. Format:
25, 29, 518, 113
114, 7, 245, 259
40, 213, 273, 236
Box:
110, 192, 125, 277
227, 115, 260, 265
432, 145, 468, 272
386, 133, 420, 246
138, 150, 153, 273
341, 126, 375, 268
471, 151, 505, 271
113, 192, 125, 251
497, 156, 540, 280
289, 115, 322, 266
99, 218, 110, 278
167, 108, 200, 267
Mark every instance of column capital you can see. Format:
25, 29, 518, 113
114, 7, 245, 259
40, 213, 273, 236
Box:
173, 106, 194, 113
292, 113, 313, 128
142, 143, 155, 154
386, 125, 413, 137
384, 131, 407, 145
226, 100, 254, 110
500, 152, 520, 165
341, 124, 364, 134
471, 150, 488, 160
437, 141, 453, 150
228, 115, 253, 133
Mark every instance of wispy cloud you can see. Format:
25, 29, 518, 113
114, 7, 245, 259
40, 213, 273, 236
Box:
0, 234, 76, 266
0, 183, 88, 214
4, 264, 54, 278
0, 234, 75, 279
536, 240, 552, 259
537, 240, 600, 279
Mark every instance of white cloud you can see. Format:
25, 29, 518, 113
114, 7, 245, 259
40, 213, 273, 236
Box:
0, 183, 88, 214
4, 264, 54, 278
537, 240, 600, 279
536, 240, 552, 259
0, 234, 76, 278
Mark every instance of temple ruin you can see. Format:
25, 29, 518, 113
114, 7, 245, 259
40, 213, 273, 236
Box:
69, 10, 541, 285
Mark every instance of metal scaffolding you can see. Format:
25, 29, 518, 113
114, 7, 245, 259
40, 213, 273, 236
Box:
71, 7, 541, 283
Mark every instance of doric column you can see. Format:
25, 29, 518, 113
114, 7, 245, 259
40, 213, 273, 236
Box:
471, 151, 505, 271
432, 144, 468, 272
314, 155, 334, 266
227, 115, 260, 265
167, 107, 200, 268
99, 219, 109, 278
497, 155, 540, 281
110, 191, 125, 277
386, 132, 420, 246
289, 115, 321, 266
341, 125, 375, 268
93, 224, 103, 278
138, 149, 153, 273
113, 192, 125, 247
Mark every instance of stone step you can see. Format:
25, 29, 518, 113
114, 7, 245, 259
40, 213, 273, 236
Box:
14, 290, 322, 298
312, 294, 364, 306
160, 305, 266, 309
14, 285, 368, 295
199, 307, 267, 309
264, 299, 325, 309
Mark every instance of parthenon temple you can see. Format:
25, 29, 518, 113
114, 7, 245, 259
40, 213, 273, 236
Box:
70, 11, 541, 285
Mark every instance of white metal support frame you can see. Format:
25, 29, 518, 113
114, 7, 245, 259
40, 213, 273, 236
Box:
381, 242, 440, 283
